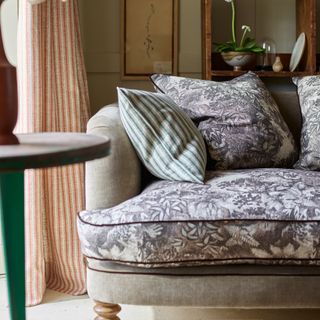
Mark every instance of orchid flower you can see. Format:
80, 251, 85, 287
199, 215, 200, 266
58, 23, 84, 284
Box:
240, 25, 251, 48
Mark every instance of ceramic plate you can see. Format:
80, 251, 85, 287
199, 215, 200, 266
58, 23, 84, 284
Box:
289, 32, 306, 72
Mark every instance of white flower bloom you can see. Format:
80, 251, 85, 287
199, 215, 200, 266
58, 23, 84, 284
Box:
242, 25, 252, 32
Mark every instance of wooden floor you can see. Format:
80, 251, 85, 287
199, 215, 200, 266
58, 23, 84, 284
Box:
1, 276, 320, 320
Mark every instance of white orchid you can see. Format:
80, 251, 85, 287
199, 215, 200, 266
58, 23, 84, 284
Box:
242, 25, 251, 32
240, 25, 252, 47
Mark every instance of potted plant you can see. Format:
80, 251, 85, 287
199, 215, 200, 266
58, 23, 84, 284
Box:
215, 0, 264, 71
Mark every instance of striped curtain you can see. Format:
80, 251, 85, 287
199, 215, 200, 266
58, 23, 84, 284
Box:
16, 0, 90, 306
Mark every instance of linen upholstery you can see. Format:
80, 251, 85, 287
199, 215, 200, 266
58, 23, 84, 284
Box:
293, 75, 320, 170
117, 88, 207, 183
87, 268, 320, 307
78, 168, 320, 267
151, 72, 298, 170
86, 105, 141, 210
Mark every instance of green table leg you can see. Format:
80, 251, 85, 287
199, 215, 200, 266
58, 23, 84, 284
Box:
0, 172, 25, 320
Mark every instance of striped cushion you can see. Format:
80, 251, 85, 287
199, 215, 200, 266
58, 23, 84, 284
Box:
117, 87, 207, 183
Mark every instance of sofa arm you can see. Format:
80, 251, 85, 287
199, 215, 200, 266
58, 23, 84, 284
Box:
86, 103, 141, 210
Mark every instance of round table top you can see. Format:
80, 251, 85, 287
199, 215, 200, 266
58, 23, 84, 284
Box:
0, 132, 110, 172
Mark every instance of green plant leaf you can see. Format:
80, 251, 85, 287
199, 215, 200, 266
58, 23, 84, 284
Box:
242, 38, 257, 49
216, 38, 265, 53
215, 35, 265, 54
215, 41, 237, 53
251, 47, 265, 53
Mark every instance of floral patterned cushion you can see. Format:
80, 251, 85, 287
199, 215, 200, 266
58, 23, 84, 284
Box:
78, 168, 320, 268
293, 76, 320, 170
151, 72, 298, 170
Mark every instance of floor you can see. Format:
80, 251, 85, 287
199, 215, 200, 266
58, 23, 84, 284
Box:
1, 275, 320, 320
0, 275, 152, 320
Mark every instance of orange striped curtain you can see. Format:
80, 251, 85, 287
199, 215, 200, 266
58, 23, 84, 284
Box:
16, 0, 90, 306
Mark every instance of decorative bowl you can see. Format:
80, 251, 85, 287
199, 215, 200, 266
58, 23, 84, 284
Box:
221, 52, 255, 71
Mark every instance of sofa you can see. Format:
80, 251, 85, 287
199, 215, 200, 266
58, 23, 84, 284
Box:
77, 78, 320, 320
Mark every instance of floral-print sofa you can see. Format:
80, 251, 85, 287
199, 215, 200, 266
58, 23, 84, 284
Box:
77, 90, 320, 319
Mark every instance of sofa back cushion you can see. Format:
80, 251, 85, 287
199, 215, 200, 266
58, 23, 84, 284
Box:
292, 75, 320, 170
151, 72, 298, 170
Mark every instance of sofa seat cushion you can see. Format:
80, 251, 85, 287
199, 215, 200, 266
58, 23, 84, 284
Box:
77, 168, 320, 268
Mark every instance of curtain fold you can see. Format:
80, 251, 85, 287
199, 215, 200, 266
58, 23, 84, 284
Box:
16, 0, 90, 306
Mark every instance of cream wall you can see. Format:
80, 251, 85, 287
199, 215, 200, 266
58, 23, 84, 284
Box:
79, 0, 202, 114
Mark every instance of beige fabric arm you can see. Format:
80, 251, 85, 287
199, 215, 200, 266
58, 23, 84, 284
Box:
86, 104, 141, 210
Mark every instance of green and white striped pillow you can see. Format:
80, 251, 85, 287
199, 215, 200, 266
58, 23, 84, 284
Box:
117, 87, 207, 183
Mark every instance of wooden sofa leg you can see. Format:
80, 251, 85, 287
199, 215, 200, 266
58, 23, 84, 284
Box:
93, 301, 121, 320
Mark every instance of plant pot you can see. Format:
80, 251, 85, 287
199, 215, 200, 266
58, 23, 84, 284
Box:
221, 51, 255, 71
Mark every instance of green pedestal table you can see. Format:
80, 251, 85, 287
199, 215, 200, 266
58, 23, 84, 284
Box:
0, 132, 110, 320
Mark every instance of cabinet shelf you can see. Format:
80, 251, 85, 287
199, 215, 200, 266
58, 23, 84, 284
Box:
211, 70, 317, 78
202, 0, 317, 80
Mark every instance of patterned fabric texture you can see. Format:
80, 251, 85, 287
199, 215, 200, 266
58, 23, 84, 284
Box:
151, 72, 298, 170
78, 168, 320, 268
117, 88, 207, 183
293, 76, 320, 170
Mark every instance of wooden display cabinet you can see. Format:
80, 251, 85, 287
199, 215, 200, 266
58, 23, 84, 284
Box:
202, 0, 317, 79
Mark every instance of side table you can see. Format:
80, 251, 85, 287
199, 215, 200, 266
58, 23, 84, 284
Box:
0, 132, 110, 320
